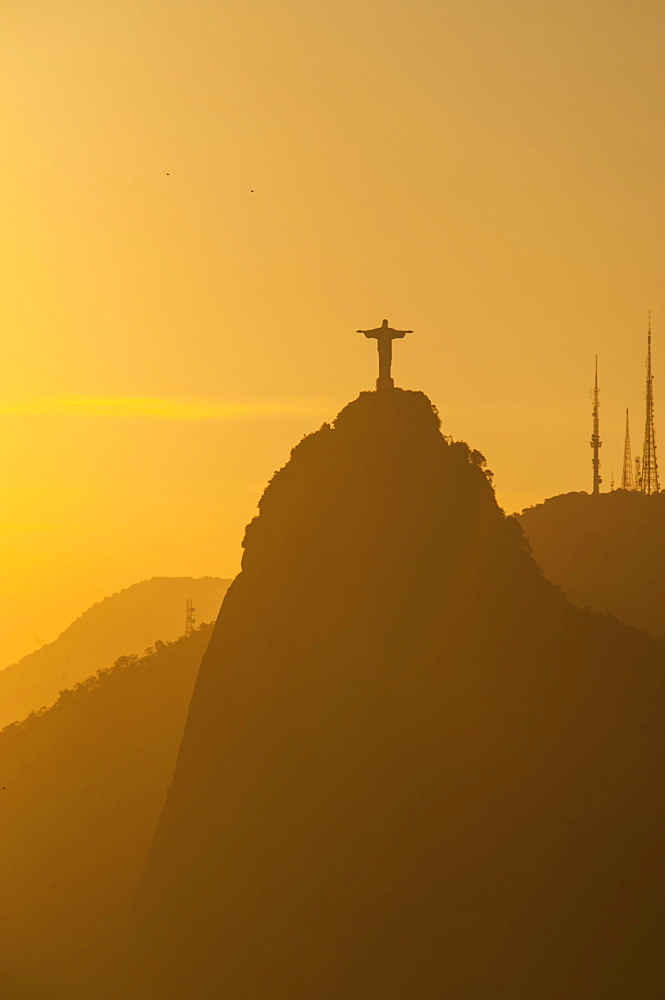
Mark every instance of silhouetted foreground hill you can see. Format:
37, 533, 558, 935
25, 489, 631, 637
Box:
0, 576, 229, 730
518, 490, 665, 638
0, 626, 210, 1000
132, 390, 665, 1000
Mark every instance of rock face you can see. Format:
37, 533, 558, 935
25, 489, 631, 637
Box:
518, 490, 665, 638
132, 391, 665, 1000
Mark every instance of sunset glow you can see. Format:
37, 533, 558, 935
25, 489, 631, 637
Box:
1, 0, 663, 663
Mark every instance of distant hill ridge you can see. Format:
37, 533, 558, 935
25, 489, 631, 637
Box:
0, 576, 230, 730
0, 625, 210, 1000
518, 490, 665, 638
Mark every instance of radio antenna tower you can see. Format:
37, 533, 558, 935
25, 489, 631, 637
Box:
621, 409, 633, 490
590, 356, 602, 495
185, 598, 196, 636
640, 313, 660, 494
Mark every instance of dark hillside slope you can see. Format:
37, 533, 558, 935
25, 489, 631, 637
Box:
518, 490, 665, 637
0, 626, 210, 1000
133, 390, 665, 1000
0, 576, 229, 729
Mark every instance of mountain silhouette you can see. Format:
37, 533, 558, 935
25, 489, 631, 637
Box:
131, 390, 665, 1000
0, 625, 211, 1000
0, 576, 229, 730
519, 490, 665, 638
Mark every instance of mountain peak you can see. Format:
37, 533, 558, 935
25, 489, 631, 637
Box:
131, 393, 664, 1000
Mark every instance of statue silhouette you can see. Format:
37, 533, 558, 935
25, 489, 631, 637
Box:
357, 318, 412, 390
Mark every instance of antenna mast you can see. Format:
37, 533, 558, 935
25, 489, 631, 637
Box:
640, 313, 660, 494
590, 356, 602, 495
621, 409, 633, 490
185, 598, 196, 636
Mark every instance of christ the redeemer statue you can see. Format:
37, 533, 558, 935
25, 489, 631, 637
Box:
357, 318, 412, 391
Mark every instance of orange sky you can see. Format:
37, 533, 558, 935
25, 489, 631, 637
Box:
1, 0, 664, 665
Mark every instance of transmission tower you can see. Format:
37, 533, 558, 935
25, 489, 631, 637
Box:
621, 408, 633, 490
590, 356, 602, 495
185, 598, 196, 636
640, 314, 660, 494
635, 456, 642, 492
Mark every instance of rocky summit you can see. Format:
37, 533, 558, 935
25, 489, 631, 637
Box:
132, 390, 664, 1000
